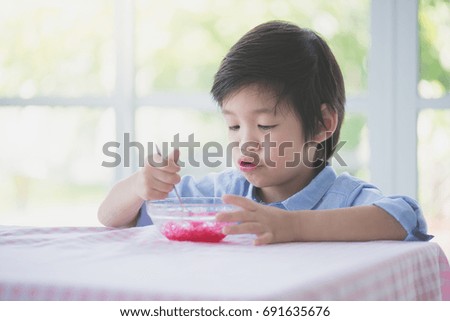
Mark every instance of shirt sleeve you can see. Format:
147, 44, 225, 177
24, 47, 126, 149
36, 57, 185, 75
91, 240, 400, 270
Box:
372, 196, 433, 241
348, 186, 433, 241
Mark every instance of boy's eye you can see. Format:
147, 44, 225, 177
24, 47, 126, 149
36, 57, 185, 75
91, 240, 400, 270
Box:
228, 125, 240, 131
258, 125, 276, 130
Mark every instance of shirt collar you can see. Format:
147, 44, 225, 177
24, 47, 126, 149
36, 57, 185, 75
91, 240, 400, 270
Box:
249, 165, 337, 210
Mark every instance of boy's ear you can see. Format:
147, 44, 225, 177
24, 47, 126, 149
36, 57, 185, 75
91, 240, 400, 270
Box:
312, 103, 338, 143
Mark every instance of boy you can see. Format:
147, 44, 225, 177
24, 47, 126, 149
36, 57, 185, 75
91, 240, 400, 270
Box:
98, 21, 431, 245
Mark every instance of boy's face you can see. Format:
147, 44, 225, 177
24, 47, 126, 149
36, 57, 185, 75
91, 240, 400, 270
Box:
221, 84, 318, 202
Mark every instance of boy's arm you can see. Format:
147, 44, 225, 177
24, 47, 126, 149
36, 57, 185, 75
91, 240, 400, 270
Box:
290, 205, 407, 242
97, 172, 144, 228
217, 195, 407, 245
98, 152, 181, 228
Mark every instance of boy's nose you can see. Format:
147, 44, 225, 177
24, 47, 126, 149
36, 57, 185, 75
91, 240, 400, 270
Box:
240, 140, 261, 152
237, 129, 262, 152
240, 135, 261, 151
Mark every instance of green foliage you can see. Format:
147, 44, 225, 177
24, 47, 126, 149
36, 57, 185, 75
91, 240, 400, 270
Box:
340, 114, 366, 150
419, 0, 450, 95
0, 1, 114, 96
136, 0, 369, 95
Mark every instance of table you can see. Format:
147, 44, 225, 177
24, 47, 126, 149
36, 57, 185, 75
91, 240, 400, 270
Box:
0, 225, 449, 300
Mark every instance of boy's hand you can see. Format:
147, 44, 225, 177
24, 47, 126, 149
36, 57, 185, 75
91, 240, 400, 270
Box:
216, 194, 297, 245
134, 149, 181, 201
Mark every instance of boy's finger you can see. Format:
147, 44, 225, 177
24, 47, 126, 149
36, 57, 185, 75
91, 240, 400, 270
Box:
166, 149, 181, 172
168, 148, 180, 164
149, 179, 175, 194
216, 210, 256, 223
151, 169, 181, 186
222, 194, 258, 211
223, 222, 263, 235
146, 153, 180, 173
254, 232, 272, 246
161, 149, 181, 172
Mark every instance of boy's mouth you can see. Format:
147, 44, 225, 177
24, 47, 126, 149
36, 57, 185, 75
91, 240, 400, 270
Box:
239, 159, 258, 172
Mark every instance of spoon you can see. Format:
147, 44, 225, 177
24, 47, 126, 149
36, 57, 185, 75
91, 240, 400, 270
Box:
155, 144, 185, 211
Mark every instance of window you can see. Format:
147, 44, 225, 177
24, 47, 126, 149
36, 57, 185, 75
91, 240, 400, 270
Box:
0, 0, 115, 226
418, 0, 450, 250
0, 1, 115, 97
1, 0, 448, 255
0, 106, 114, 226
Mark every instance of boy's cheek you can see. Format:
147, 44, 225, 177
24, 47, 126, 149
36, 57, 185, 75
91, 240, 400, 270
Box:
230, 147, 240, 164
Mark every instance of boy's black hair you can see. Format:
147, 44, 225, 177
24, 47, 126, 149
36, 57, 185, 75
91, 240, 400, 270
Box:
211, 20, 345, 164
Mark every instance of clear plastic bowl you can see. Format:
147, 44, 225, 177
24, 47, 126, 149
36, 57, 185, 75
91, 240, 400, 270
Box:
146, 197, 239, 243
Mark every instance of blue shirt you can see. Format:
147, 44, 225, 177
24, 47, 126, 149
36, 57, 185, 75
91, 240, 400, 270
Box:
136, 166, 432, 241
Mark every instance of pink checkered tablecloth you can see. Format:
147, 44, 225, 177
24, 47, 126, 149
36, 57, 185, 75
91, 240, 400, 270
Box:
0, 225, 449, 300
